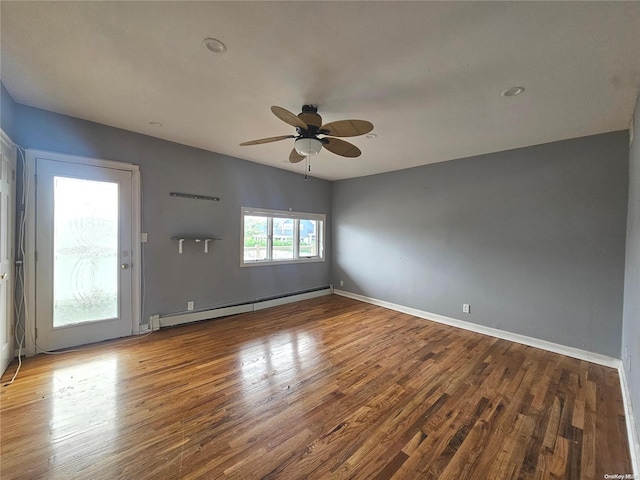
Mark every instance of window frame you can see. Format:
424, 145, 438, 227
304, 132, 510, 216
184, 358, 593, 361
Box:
241, 207, 325, 267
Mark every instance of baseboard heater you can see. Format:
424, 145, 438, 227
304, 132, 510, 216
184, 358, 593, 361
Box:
150, 286, 332, 330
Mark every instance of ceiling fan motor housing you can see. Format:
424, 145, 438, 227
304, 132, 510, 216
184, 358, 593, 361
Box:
298, 104, 322, 129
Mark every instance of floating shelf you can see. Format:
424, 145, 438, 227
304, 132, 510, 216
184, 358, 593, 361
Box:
171, 236, 222, 253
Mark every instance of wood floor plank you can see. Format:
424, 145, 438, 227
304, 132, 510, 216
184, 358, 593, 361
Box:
0, 295, 633, 479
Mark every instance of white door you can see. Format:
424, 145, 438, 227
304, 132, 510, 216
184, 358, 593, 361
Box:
0, 135, 16, 375
35, 158, 134, 351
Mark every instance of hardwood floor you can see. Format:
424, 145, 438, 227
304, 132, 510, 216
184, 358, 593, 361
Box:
0, 295, 632, 479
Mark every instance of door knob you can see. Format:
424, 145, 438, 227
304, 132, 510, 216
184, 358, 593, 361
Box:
121, 264, 129, 270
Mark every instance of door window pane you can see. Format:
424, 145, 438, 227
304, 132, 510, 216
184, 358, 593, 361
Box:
53, 176, 119, 326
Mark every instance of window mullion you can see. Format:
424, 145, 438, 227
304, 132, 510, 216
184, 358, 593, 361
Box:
293, 218, 300, 259
267, 216, 273, 261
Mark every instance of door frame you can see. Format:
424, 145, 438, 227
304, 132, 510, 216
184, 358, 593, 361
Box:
0, 129, 16, 374
24, 149, 142, 356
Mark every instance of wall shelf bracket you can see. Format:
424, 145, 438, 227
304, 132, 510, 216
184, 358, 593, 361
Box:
171, 236, 222, 253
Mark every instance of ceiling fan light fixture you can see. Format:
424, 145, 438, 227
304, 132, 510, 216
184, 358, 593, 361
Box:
294, 138, 323, 156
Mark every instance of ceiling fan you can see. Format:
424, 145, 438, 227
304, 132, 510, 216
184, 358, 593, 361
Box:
240, 105, 374, 163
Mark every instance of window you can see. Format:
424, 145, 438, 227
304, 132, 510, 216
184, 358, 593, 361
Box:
242, 207, 325, 266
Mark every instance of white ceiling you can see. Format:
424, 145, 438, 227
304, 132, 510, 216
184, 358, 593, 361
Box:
1, 1, 639, 181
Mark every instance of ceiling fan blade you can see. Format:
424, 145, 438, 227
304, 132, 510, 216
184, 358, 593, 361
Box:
289, 148, 305, 163
271, 106, 308, 130
322, 137, 361, 158
240, 135, 295, 146
320, 120, 373, 137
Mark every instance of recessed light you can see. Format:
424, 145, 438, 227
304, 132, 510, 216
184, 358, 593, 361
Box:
202, 37, 227, 54
366, 133, 377, 139
148, 121, 163, 127
501, 86, 525, 97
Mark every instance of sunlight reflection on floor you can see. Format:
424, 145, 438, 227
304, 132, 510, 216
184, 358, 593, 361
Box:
239, 331, 318, 390
50, 356, 118, 462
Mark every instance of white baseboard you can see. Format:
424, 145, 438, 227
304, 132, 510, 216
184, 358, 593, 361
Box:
156, 304, 253, 329
154, 288, 332, 329
253, 288, 331, 311
619, 365, 640, 477
333, 289, 621, 369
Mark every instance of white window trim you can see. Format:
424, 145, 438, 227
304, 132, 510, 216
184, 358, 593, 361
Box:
241, 207, 325, 267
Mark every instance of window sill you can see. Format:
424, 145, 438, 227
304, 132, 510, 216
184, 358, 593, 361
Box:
241, 257, 325, 267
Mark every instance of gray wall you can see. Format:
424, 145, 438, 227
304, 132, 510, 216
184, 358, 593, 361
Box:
2, 92, 332, 321
622, 93, 640, 440
1, 83, 18, 141
332, 132, 629, 357
1, 82, 632, 360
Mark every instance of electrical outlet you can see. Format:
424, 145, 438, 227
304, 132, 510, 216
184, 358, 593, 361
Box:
141, 232, 148, 243
187, 301, 194, 311
340, 280, 344, 287
463, 304, 470, 314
